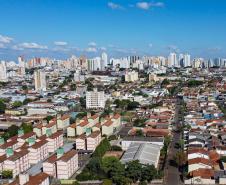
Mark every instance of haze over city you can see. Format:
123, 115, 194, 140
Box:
0, 0, 226, 60
1, 1, 226, 185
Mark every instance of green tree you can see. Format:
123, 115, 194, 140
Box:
111, 145, 122, 151
161, 79, 170, 87
174, 151, 187, 167
22, 85, 28, 91
139, 181, 147, 185
45, 115, 54, 123
102, 157, 127, 185
87, 157, 102, 174
23, 98, 32, 105
141, 165, 158, 182
127, 101, 140, 110
133, 118, 147, 127
5, 125, 19, 139
79, 97, 86, 108
136, 129, 144, 136
0, 100, 6, 114
93, 138, 111, 157
21, 123, 33, 133
125, 160, 142, 182
12, 101, 23, 108
2, 170, 13, 179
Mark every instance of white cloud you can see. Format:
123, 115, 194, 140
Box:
136, 1, 164, 10
167, 45, 180, 52
86, 47, 97, 52
54, 41, 68, 46
0, 43, 6, 49
15, 42, 48, 50
108, 2, 123, 10
88, 42, 97, 47
100, 47, 107, 51
12, 45, 24, 51
0, 34, 13, 43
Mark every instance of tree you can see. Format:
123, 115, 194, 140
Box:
76, 112, 87, 119
2, 170, 13, 179
161, 136, 171, 156
127, 101, 140, 110
12, 101, 23, 108
21, 123, 33, 133
139, 181, 147, 185
187, 80, 203, 87
22, 85, 28, 91
79, 97, 86, 108
23, 98, 32, 105
161, 79, 170, 87
111, 145, 122, 151
47, 99, 52, 103
70, 83, 77, 91
102, 157, 126, 185
174, 151, 187, 167
45, 115, 54, 123
87, 157, 102, 174
141, 165, 158, 182
136, 129, 144, 136
0, 100, 6, 114
133, 118, 147, 127
125, 160, 142, 182
93, 138, 111, 157
6, 125, 19, 139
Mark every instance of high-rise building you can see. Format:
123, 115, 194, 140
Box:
86, 88, 106, 109
125, 71, 139, 82
184, 54, 191, 67
0, 61, 7, 81
88, 57, 101, 71
168, 53, 178, 67
101, 52, 108, 70
34, 70, 47, 92
18, 56, 26, 76
74, 70, 85, 82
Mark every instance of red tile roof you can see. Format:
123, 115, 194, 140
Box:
58, 150, 77, 162
190, 169, 214, 179
188, 157, 212, 166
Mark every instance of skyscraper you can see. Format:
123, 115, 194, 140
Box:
0, 61, 7, 81
34, 70, 47, 92
168, 53, 177, 67
18, 56, 26, 76
184, 54, 191, 67
101, 52, 108, 70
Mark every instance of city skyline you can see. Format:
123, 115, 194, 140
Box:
0, 0, 226, 60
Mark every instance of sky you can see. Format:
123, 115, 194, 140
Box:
0, 0, 226, 60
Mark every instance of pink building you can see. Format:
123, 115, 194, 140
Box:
3, 149, 30, 178
17, 132, 36, 147
9, 172, 50, 185
87, 131, 101, 151
56, 150, 78, 179
43, 154, 58, 178
46, 131, 63, 153
75, 134, 86, 150
0, 140, 18, 156
0, 155, 6, 171
28, 139, 48, 164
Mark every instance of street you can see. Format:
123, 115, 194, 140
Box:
164, 98, 183, 185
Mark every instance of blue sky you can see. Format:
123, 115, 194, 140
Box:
0, 0, 226, 60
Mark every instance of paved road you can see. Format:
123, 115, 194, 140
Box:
164, 98, 183, 185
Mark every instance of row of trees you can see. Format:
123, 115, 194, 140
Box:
77, 138, 161, 185
78, 156, 161, 185
114, 99, 140, 111
1, 123, 33, 140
